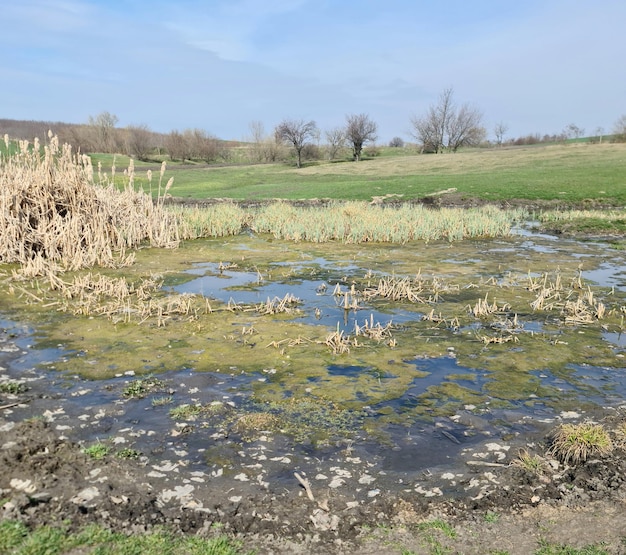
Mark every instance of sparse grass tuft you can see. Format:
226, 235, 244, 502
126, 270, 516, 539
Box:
152, 395, 174, 406
511, 448, 550, 475
116, 447, 141, 459
169, 403, 205, 420
416, 518, 456, 555
535, 538, 609, 554
417, 518, 457, 538
82, 441, 110, 460
548, 422, 613, 464
0, 381, 29, 394
123, 376, 166, 398
484, 510, 500, 523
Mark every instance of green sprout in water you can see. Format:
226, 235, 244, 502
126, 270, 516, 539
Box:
0, 381, 29, 394
152, 395, 173, 406
123, 376, 166, 399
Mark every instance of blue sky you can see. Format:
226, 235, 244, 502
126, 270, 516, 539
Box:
1, 0, 624, 142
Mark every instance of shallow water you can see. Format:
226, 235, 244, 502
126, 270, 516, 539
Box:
2, 226, 626, 487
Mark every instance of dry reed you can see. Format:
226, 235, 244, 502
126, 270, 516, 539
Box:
0, 133, 179, 277
529, 271, 610, 324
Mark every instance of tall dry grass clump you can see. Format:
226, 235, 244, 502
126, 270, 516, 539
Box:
168, 202, 250, 239
249, 201, 527, 243
0, 133, 179, 276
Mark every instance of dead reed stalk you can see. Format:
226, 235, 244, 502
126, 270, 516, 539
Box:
0, 133, 179, 277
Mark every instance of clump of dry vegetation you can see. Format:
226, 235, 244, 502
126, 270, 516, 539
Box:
249, 201, 527, 243
528, 271, 612, 324
0, 133, 179, 277
548, 422, 613, 464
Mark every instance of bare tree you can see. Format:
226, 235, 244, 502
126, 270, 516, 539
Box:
183, 128, 221, 163
124, 124, 154, 161
593, 126, 605, 144
389, 137, 405, 148
410, 88, 453, 153
248, 121, 282, 163
411, 88, 484, 153
88, 111, 119, 153
165, 130, 191, 162
564, 123, 584, 140
324, 127, 346, 160
410, 108, 441, 153
345, 113, 377, 161
447, 105, 486, 151
494, 121, 509, 147
612, 115, 626, 142
275, 119, 318, 168
197, 131, 221, 163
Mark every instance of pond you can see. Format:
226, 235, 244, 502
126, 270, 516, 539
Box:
1, 226, 625, 492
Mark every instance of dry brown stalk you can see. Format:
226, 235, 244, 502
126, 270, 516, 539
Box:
324, 327, 352, 354
256, 293, 301, 315
469, 294, 510, 317
354, 314, 394, 341
0, 133, 179, 277
479, 333, 519, 345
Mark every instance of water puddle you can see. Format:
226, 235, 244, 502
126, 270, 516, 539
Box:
173, 261, 419, 332
582, 262, 626, 291
604, 331, 626, 349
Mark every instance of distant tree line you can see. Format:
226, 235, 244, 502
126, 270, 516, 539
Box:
2, 94, 626, 167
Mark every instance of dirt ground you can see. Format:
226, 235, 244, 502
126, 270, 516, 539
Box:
2, 323, 626, 555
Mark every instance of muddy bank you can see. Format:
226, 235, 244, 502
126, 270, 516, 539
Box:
2, 322, 626, 553
163, 193, 625, 212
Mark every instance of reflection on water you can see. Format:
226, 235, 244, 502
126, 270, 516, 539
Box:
583, 262, 626, 291
173, 262, 418, 332
604, 331, 626, 348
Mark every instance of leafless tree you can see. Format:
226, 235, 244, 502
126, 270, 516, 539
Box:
345, 113, 377, 161
446, 105, 486, 151
410, 108, 441, 153
197, 132, 221, 163
389, 137, 405, 148
592, 126, 605, 144
275, 119, 318, 168
248, 121, 282, 163
564, 123, 584, 140
411, 88, 484, 153
183, 128, 221, 163
494, 121, 509, 147
165, 130, 191, 162
88, 111, 119, 153
410, 88, 453, 153
324, 127, 347, 160
124, 124, 154, 161
612, 115, 626, 142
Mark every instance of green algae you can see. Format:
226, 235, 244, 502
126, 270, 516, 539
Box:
1, 230, 625, 439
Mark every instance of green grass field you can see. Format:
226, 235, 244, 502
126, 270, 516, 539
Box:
91, 142, 626, 204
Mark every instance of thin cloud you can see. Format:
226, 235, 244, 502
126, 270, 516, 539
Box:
0, 0, 624, 141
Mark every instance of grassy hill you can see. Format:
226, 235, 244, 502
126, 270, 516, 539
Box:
90, 142, 626, 205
